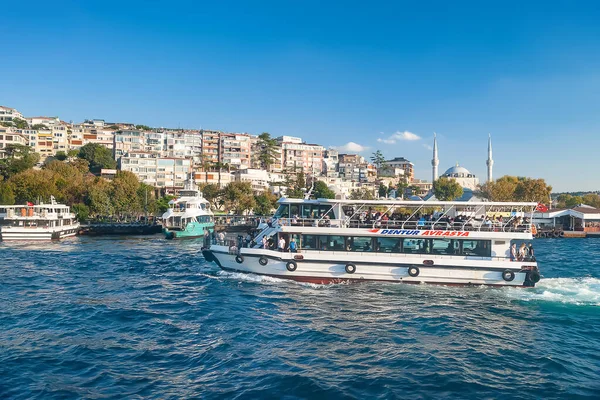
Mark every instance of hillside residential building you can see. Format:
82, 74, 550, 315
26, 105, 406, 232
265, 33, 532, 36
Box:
0, 106, 23, 122
113, 130, 145, 159
119, 152, 191, 190
277, 136, 324, 174
26, 116, 61, 127
384, 157, 415, 181
232, 168, 285, 193
0, 127, 28, 158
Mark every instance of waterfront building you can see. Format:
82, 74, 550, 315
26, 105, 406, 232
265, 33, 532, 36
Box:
164, 130, 203, 164
193, 170, 234, 188
0, 106, 23, 122
533, 205, 600, 233
119, 151, 191, 191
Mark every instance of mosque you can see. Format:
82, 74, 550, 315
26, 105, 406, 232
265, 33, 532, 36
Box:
425, 133, 493, 200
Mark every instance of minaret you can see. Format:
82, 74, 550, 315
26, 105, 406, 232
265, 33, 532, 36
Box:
486, 133, 494, 182
431, 133, 439, 182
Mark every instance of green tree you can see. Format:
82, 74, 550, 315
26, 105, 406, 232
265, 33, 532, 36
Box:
67, 149, 80, 158
370, 150, 386, 173
9, 169, 58, 204
480, 176, 552, 204
254, 191, 278, 215
349, 187, 375, 200
378, 183, 388, 198
396, 176, 410, 199
221, 181, 256, 214
78, 143, 117, 173
199, 183, 223, 210
0, 144, 41, 179
111, 171, 141, 216
45, 160, 87, 205
11, 118, 28, 129
284, 170, 306, 198
433, 176, 464, 201
257, 132, 279, 170
55, 151, 68, 161
31, 124, 49, 131
155, 195, 175, 213
582, 193, 600, 208
135, 124, 152, 131
312, 180, 336, 199
0, 177, 16, 205
71, 203, 90, 222
85, 178, 114, 216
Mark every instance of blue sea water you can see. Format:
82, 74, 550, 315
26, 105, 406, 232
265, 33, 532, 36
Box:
1, 237, 599, 399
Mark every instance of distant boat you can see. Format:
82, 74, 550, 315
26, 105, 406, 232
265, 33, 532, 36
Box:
162, 178, 214, 240
0, 196, 80, 240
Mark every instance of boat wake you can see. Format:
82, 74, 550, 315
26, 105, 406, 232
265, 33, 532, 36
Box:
505, 277, 600, 306
215, 270, 332, 289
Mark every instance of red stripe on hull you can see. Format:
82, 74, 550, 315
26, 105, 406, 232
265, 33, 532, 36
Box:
219, 267, 530, 287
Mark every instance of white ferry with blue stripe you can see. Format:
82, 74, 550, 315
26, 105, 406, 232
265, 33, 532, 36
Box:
203, 198, 541, 287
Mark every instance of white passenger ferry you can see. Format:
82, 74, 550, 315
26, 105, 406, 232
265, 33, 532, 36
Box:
203, 198, 541, 287
0, 196, 80, 241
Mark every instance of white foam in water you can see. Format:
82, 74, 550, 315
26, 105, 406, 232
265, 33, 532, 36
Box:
215, 270, 328, 289
506, 277, 600, 306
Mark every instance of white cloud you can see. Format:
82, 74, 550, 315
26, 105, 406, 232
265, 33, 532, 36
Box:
377, 130, 421, 144
423, 144, 433, 151
333, 141, 368, 153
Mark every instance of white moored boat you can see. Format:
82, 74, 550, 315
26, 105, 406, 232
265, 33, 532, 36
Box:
203, 198, 541, 287
0, 196, 80, 241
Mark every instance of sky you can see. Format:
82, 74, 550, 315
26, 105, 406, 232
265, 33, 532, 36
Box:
1, 0, 599, 192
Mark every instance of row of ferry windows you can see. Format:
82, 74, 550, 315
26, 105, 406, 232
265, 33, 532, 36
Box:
275, 204, 335, 219
289, 235, 492, 257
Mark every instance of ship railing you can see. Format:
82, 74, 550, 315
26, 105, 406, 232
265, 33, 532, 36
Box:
272, 217, 532, 233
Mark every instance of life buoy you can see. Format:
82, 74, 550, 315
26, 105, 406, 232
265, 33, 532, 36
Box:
502, 270, 515, 282
286, 261, 297, 272
559, 231, 565, 238
408, 266, 420, 277
345, 263, 356, 274
235, 255, 244, 264
259, 256, 268, 266
553, 231, 560, 238
527, 270, 541, 283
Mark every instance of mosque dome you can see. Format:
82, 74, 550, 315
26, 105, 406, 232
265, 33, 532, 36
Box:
443, 164, 475, 178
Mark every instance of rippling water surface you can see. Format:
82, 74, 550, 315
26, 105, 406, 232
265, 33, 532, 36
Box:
1, 237, 599, 399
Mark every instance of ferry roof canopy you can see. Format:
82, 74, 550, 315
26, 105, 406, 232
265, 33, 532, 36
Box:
277, 197, 537, 207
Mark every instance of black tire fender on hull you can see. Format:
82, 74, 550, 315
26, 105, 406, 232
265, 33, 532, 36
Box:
408, 266, 420, 277
345, 263, 356, 274
286, 261, 298, 272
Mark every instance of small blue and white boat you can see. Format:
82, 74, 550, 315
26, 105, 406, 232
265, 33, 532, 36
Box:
162, 179, 214, 240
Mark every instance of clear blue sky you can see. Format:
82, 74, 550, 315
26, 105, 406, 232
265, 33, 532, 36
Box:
2, 0, 599, 192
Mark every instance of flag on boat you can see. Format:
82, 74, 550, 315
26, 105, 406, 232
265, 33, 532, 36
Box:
27, 201, 34, 207
535, 203, 549, 212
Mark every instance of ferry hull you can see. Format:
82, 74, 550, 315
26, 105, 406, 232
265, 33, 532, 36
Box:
205, 246, 538, 287
0, 227, 79, 241
164, 222, 214, 240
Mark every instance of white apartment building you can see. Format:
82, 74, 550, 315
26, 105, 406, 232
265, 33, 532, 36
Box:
52, 123, 69, 153
277, 136, 324, 174
119, 152, 191, 190
316, 176, 377, 199
322, 149, 339, 177
164, 131, 202, 163
26, 116, 61, 126
221, 133, 251, 170
113, 130, 145, 159
384, 157, 415, 181
0, 106, 23, 122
